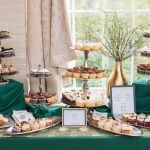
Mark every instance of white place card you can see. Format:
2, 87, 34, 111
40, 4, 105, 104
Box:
110, 85, 135, 116
62, 108, 87, 127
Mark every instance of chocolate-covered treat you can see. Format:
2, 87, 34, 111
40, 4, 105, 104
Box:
144, 118, 150, 128
38, 96, 47, 104
137, 113, 146, 126
128, 115, 136, 125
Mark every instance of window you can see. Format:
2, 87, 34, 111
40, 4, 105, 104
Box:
66, 0, 150, 89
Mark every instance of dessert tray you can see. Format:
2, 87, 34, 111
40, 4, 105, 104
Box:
0, 48, 15, 57
62, 90, 104, 108
88, 116, 143, 137
115, 113, 150, 129
66, 66, 106, 79
71, 43, 103, 51
4, 117, 61, 136
0, 115, 14, 129
137, 64, 150, 75
25, 92, 57, 106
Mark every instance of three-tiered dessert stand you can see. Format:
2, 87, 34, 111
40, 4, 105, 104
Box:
0, 31, 17, 84
137, 32, 150, 83
62, 46, 106, 107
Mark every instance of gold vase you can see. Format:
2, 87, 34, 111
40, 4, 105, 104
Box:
106, 61, 128, 97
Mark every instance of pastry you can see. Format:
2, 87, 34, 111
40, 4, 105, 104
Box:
104, 121, 113, 131
76, 100, 85, 107
0, 116, 8, 126
30, 121, 39, 130
122, 113, 130, 122
12, 124, 21, 133
95, 99, 103, 107
137, 113, 146, 126
97, 119, 107, 128
112, 123, 122, 133
21, 124, 31, 132
91, 116, 101, 126
38, 120, 47, 129
46, 118, 53, 126
85, 100, 95, 107
30, 95, 39, 104
121, 124, 133, 135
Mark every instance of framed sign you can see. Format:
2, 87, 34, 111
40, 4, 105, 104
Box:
110, 85, 135, 116
62, 108, 87, 127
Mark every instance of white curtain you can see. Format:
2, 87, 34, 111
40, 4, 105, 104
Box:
26, 0, 76, 98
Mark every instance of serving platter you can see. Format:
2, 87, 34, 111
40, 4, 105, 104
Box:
0, 116, 14, 129
61, 94, 104, 108
115, 115, 150, 129
4, 117, 61, 136
88, 121, 143, 137
65, 75, 106, 80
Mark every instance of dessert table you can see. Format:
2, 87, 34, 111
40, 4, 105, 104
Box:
0, 125, 149, 150
0, 79, 26, 115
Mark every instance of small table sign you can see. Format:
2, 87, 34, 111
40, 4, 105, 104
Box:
110, 85, 135, 117
62, 108, 87, 127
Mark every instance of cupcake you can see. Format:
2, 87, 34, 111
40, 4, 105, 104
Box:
66, 69, 73, 77
144, 118, 150, 128
31, 95, 39, 105
137, 113, 146, 126
128, 115, 136, 125
38, 96, 47, 104
25, 95, 31, 103
72, 70, 80, 78
89, 71, 96, 79
81, 71, 89, 79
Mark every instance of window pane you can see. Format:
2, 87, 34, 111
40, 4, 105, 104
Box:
75, 13, 104, 43
135, 0, 150, 10
74, 0, 104, 10
105, 0, 132, 10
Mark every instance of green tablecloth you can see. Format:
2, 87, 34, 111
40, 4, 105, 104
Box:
0, 125, 150, 150
0, 79, 26, 116
133, 79, 150, 114
27, 104, 64, 118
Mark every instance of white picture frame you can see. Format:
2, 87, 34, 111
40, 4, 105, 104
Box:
110, 85, 135, 117
62, 108, 87, 127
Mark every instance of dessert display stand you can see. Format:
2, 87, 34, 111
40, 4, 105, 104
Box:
0, 32, 17, 85
27, 65, 51, 94
137, 33, 150, 84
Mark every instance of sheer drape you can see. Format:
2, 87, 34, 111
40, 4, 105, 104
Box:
26, 0, 75, 98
